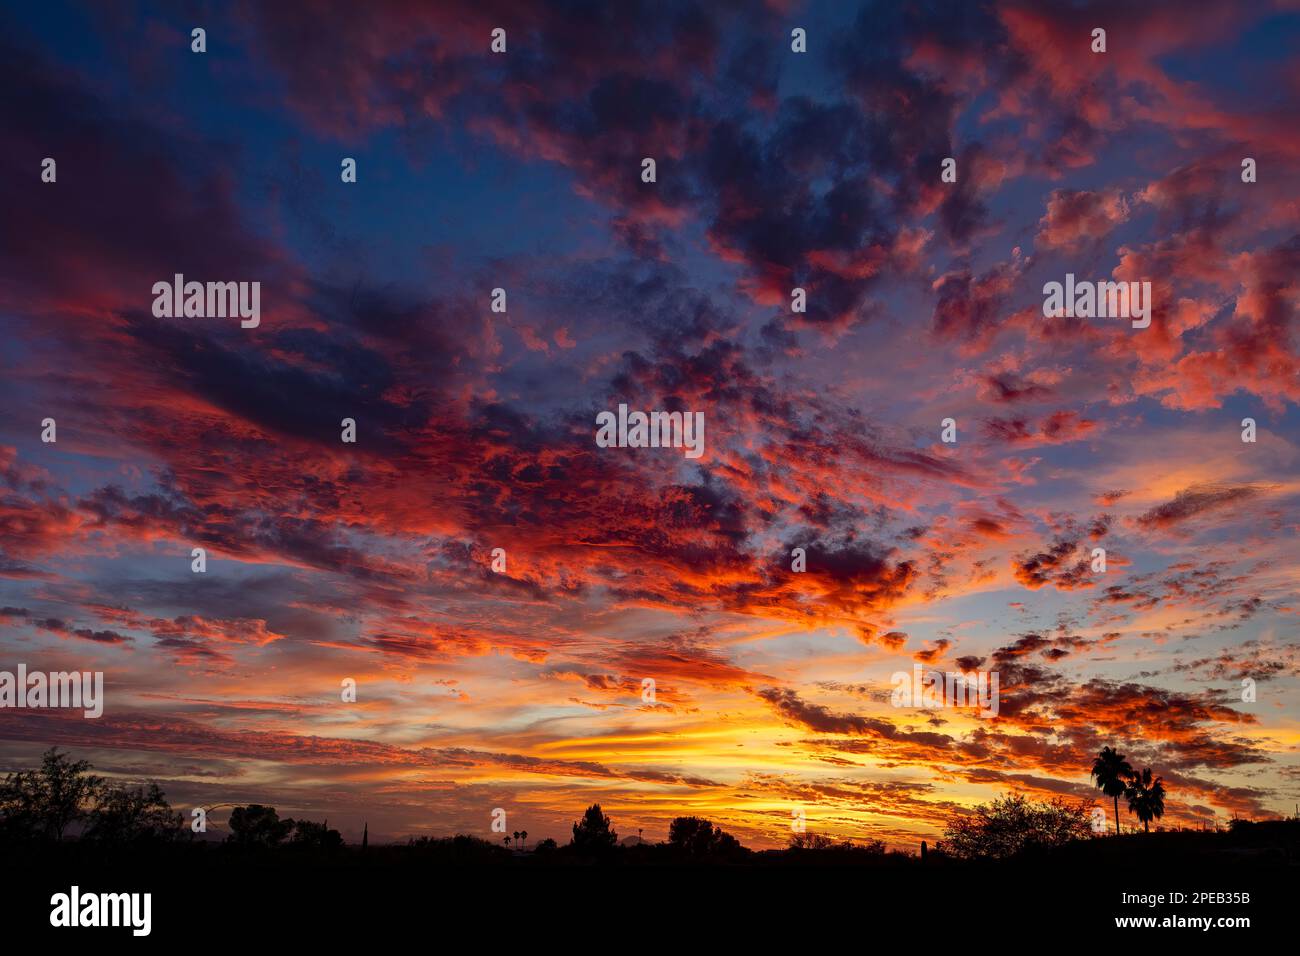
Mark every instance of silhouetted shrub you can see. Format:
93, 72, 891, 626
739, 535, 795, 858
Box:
938, 793, 1093, 860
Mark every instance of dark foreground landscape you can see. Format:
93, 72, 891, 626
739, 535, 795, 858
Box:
1, 751, 1292, 940
5, 825, 1293, 941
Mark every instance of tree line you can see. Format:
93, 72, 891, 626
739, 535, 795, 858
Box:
0, 749, 342, 848
0, 746, 1184, 861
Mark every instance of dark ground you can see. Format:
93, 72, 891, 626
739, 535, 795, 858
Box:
1, 822, 1292, 941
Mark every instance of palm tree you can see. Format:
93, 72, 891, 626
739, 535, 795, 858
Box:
1125, 768, 1167, 832
519, 829, 527, 851
513, 830, 520, 849
1091, 746, 1135, 835
503, 835, 511, 848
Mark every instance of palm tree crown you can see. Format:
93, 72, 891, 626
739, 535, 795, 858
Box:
1091, 746, 1135, 835
1125, 768, 1167, 832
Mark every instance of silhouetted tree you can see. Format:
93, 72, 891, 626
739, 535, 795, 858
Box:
0, 748, 102, 842
288, 819, 343, 849
570, 804, 617, 853
669, 816, 744, 860
1091, 746, 1135, 835
83, 782, 184, 845
788, 831, 835, 850
533, 837, 558, 856
939, 793, 1093, 860
226, 804, 294, 847
669, 816, 714, 853
1125, 768, 1167, 832
519, 829, 527, 851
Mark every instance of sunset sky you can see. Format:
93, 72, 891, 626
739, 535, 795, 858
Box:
1, 0, 1297, 850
